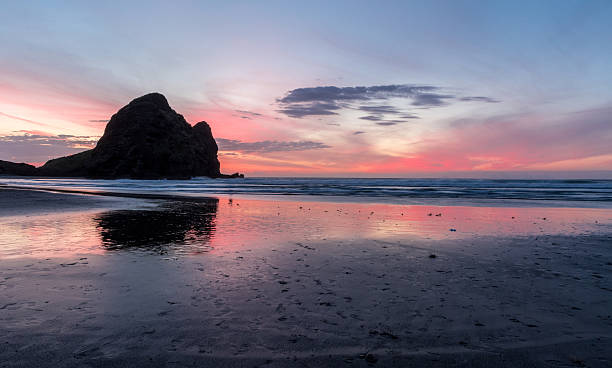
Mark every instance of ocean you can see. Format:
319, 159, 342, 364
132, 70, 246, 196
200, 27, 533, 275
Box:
1, 177, 611, 206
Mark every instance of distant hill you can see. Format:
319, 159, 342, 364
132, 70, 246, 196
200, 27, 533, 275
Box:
0, 160, 38, 176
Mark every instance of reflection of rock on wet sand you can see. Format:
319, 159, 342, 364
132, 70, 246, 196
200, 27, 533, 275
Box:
94, 199, 218, 253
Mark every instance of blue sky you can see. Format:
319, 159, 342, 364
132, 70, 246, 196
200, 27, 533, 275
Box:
1, 0, 611, 176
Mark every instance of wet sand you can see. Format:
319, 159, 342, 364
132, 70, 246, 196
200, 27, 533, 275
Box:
0, 188, 145, 217
1, 188, 612, 367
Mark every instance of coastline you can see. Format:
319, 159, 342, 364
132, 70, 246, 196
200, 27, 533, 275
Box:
3, 182, 612, 209
2, 176, 612, 209
1, 188, 611, 367
0, 188, 151, 217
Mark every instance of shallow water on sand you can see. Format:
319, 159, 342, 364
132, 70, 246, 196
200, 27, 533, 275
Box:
1, 195, 610, 259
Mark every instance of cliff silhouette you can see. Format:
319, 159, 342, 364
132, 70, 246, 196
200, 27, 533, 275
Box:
1, 93, 242, 179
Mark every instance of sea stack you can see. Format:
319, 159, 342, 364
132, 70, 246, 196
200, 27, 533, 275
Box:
38, 93, 234, 179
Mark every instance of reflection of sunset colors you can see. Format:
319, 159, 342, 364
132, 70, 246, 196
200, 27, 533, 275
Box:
1, 2, 611, 177
2, 198, 610, 259
209, 199, 612, 247
0, 209, 105, 258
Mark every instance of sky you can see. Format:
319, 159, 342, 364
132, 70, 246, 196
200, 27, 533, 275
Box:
1, 0, 611, 178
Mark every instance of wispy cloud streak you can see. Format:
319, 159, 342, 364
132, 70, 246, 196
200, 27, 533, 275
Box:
0, 132, 99, 164
217, 138, 331, 153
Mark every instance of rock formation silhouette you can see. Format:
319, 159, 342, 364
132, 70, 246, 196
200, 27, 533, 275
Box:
1, 93, 242, 179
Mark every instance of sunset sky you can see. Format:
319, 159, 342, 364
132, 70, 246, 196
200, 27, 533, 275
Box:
1, 0, 611, 177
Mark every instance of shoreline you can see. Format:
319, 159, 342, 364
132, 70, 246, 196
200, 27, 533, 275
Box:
0, 188, 153, 217
3, 183, 612, 209
0, 185, 219, 203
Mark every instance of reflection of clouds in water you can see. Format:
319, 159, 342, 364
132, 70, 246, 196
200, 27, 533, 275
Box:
94, 200, 218, 254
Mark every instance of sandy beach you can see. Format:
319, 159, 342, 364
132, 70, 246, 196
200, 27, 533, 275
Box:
1, 188, 612, 367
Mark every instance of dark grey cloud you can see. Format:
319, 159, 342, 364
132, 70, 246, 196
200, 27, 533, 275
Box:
88, 119, 109, 123
411, 93, 454, 106
375, 119, 407, 126
459, 96, 500, 103
216, 138, 331, 153
276, 84, 499, 121
235, 110, 263, 117
359, 115, 410, 125
353, 131, 366, 135
358, 105, 400, 114
0, 133, 98, 163
277, 102, 342, 118
232, 110, 266, 120
359, 115, 383, 121
277, 85, 438, 104
399, 114, 420, 119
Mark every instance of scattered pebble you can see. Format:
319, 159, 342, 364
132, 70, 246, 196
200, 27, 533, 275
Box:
359, 353, 378, 364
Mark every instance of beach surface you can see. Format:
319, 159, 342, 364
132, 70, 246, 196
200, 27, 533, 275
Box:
1, 188, 611, 367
